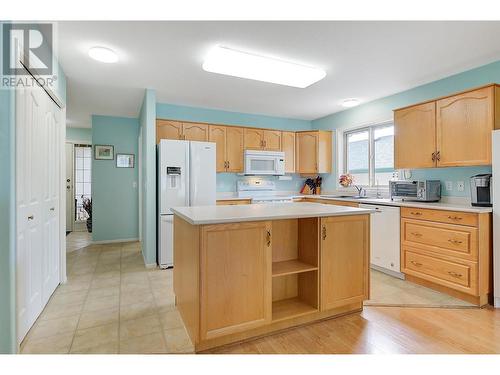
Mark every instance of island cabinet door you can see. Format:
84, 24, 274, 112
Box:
320, 215, 370, 311
200, 221, 272, 340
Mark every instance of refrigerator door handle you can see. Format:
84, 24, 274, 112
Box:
185, 142, 190, 207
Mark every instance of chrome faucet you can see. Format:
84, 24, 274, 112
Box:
354, 185, 365, 197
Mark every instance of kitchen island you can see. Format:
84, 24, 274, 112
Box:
172, 202, 373, 352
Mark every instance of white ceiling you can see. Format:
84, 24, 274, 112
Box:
57, 21, 500, 128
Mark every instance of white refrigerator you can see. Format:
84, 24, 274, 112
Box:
492, 131, 500, 307
157, 139, 216, 268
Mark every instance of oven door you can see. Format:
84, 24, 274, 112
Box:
245, 155, 280, 175
392, 181, 418, 198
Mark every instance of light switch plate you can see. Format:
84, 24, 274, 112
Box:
445, 181, 453, 191
457, 181, 465, 192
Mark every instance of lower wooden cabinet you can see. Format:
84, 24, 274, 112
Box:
200, 221, 272, 340
400, 207, 492, 306
320, 215, 370, 310
216, 199, 251, 205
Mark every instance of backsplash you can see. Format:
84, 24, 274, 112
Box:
216, 173, 305, 193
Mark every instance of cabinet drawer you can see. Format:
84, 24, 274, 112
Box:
401, 207, 478, 227
404, 250, 477, 294
216, 199, 251, 206
402, 219, 477, 261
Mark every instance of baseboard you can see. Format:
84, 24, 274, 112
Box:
370, 264, 405, 279
91, 237, 139, 245
141, 249, 158, 269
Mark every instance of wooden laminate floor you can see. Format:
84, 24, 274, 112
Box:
207, 306, 500, 354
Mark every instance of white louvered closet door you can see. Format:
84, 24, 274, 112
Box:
16, 79, 62, 344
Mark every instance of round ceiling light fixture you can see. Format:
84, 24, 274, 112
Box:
88, 46, 118, 63
342, 98, 361, 108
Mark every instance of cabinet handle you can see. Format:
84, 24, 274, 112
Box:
322, 226, 327, 240
447, 216, 462, 221
266, 230, 271, 247
431, 152, 436, 161
224, 161, 228, 169
410, 211, 422, 216
50, 207, 55, 211
28, 215, 34, 220
448, 271, 462, 278
410, 260, 422, 266
264, 140, 267, 148
227, 160, 230, 169
448, 239, 463, 245
436, 151, 441, 161
410, 232, 422, 237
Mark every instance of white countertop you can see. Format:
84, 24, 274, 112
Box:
216, 192, 492, 213
171, 202, 374, 225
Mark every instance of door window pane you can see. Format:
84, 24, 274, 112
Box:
346, 130, 369, 186
74, 145, 92, 221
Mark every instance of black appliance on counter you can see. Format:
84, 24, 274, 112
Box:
470, 174, 492, 207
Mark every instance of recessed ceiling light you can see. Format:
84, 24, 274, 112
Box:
202, 46, 326, 88
88, 47, 118, 63
342, 98, 360, 108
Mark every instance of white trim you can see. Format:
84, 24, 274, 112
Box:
370, 264, 405, 280
66, 139, 91, 145
92, 237, 139, 245
59, 108, 67, 284
138, 126, 143, 242
142, 248, 157, 268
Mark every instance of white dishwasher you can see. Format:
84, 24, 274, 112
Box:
359, 204, 403, 278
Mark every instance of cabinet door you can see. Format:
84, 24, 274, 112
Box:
208, 125, 227, 172
296, 132, 318, 174
226, 127, 244, 172
394, 102, 436, 169
320, 215, 369, 310
263, 130, 281, 151
244, 128, 264, 150
281, 131, 295, 173
200, 221, 272, 340
183, 122, 209, 141
156, 120, 183, 143
436, 86, 494, 166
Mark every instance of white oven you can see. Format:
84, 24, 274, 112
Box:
244, 150, 285, 176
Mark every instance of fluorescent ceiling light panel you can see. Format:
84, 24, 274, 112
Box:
202, 46, 326, 88
88, 47, 118, 63
342, 98, 360, 108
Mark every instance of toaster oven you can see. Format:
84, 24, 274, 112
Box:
389, 180, 441, 202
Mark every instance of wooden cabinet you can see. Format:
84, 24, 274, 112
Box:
200, 221, 272, 340
394, 102, 436, 169
436, 86, 494, 166
156, 120, 183, 143
208, 125, 244, 173
296, 131, 332, 174
281, 131, 295, 173
320, 215, 370, 310
183, 122, 208, 141
156, 120, 208, 143
400, 208, 492, 306
244, 128, 282, 151
216, 199, 251, 205
244, 128, 264, 150
394, 84, 500, 168
263, 130, 281, 151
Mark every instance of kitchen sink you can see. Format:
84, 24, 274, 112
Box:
319, 195, 369, 199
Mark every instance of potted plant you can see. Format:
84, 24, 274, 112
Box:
82, 197, 92, 233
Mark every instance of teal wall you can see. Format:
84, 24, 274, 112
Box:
139, 90, 157, 265
66, 127, 92, 143
91, 116, 139, 242
156, 103, 312, 131
312, 60, 500, 195
157, 102, 312, 193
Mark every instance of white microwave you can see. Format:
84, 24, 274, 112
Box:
244, 150, 285, 176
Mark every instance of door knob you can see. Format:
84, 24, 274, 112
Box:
28, 215, 34, 220
67, 185, 71, 190
67, 179, 70, 182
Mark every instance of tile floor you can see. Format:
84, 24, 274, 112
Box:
20, 239, 194, 354
66, 231, 92, 253
365, 269, 475, 307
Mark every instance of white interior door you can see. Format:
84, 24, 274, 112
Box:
65, 143, 74, 231
16, 79, 62, 343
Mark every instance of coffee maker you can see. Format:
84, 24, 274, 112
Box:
470, 174, 492, 207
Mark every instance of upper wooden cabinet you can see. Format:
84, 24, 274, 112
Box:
394, 84, 500, 168
157, 120, 183, 143
208, 125, 244, 173
156, 120, 208, 143
281, 131, 295, 173
244, 128, 282, 151
436, 86, 495, 167
296, 131, 332, 174
394, 102, 436, 169
183, 122, 209, 142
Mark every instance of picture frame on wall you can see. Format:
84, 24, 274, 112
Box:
94, 144, 114, 160
116, 153, 135, 168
